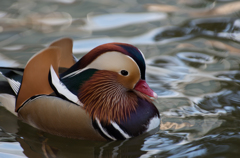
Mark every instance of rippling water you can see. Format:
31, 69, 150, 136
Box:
1, 0, 240, 157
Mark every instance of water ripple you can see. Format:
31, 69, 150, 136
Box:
81, 12, 167, 31
177, 52, 215, 64
154, 18, 240, 43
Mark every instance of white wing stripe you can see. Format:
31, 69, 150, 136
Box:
111, 121, 131, 139
49, 66, 82, 106
96, 118, 116, 140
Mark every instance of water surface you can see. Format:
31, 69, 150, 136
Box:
1, 0, 240, 157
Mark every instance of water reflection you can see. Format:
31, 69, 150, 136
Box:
177, 52, 215, 64
81, 12, 167, 31
79, 16, 240, 47
146, 1, 240, 17
0, 122, 152, 158
154, 18, 240, 43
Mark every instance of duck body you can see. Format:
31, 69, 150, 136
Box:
0, 38, 160, 141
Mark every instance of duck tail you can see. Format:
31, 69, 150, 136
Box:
0, 67, 22, 116
0, 67, 23, 95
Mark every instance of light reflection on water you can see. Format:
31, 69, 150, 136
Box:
1, 0, 240, 157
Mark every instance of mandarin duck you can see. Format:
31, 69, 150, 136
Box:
0, 38, 160, 141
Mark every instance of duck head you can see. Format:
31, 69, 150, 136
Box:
83, 43, 156, 95
60, 43, 157, 124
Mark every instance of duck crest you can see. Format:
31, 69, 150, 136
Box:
62, 43, 146, 78
78, 70, 139, 124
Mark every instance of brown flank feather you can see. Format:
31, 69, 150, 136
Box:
16, 47, 61, 111
78, 71, 152, 124
49, 38, 76, 68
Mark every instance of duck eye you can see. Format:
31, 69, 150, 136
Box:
120, 70, 129, 76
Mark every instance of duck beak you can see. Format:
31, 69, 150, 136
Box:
134, 79, 158, 99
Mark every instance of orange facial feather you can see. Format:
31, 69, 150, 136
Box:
78, 71, 151, 124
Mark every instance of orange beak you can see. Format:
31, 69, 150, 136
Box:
134, 79, 158, 99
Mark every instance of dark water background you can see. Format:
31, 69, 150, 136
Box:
1, 0, 240, 157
